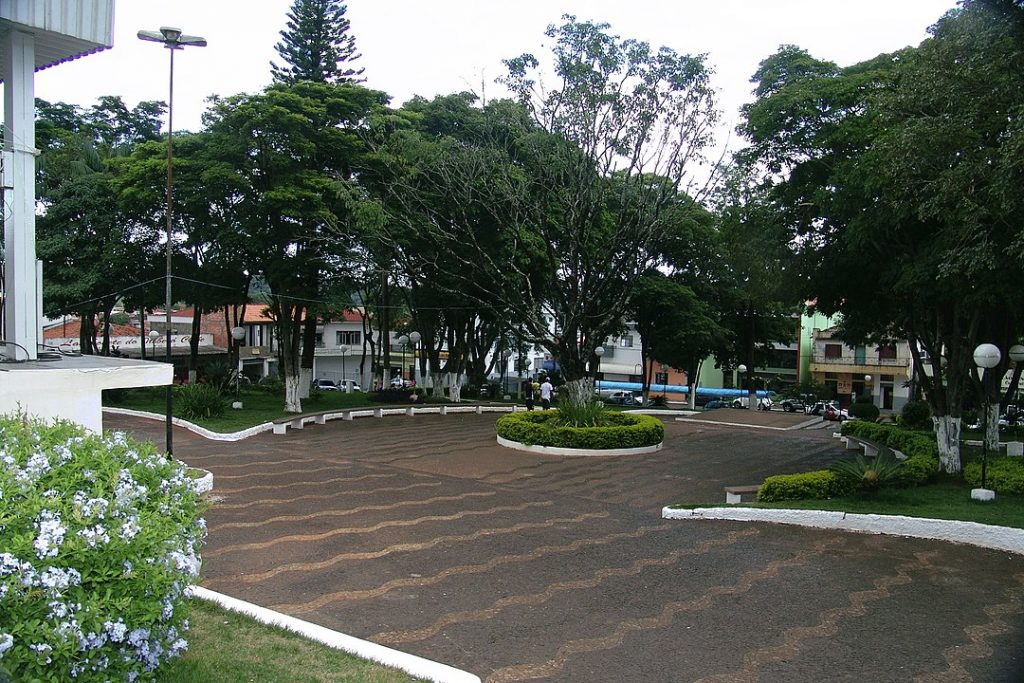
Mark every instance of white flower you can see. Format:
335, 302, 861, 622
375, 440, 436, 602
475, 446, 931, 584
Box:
103, 619, 127, 643
33, 510, 66, 559
0, 632, 13, 656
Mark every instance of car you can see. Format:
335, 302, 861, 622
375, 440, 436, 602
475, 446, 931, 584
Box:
806, 400, 839, 416
337, 379, 362, 392
313, 378, 339, 391
730, 396, 774, 410
703, 398, 730, 410
823, 405, 850, 421
780, 398, 805, 413
602, 390, 643, 406
389, 377, 414, 388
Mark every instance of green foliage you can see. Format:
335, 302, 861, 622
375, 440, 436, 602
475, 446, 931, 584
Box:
256, 376, 285, 395
495, 411, 664, 449
371, 388, 417, 404
0, 415, 204, 682
554, 400, 607, 427
848, 401, 880, 421
964, 458, 1024, 495
900, 400, 932, 429
648, 394, 668, 407
840, 420, 940, 487
830, 448, 903, 494
200, 361, 234, 396
757, 470, 850, 503
271, 0, 364, 85
175, 383, 226, 421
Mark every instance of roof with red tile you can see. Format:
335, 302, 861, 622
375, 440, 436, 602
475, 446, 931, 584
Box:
42, 320, 145, 340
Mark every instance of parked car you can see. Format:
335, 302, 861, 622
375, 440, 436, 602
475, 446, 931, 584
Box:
337, 379, 363, 392
806, 400, 839, 416
703, 398, 730, 410
389, 377, 414, 388
602, 390, 643, 406
313, 378, 339, 391
823, 405, 850, 421
730, 396, 774, 410
779, 398, 805, 413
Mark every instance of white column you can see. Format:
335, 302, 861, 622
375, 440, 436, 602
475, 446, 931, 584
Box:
3, 29, 39, 359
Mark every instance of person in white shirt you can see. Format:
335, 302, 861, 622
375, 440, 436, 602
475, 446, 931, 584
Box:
540, 378, 554, 410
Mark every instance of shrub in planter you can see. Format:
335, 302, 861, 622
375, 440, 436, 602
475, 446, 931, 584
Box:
900, 400, 932, 430
830, 448, 903, 494
848, 400, 880, 421
757, 470, 850, 502
495, 410, 663, 449
964, 458, 1024, 494
175, 383, 226, 421
0, 415, 205, 682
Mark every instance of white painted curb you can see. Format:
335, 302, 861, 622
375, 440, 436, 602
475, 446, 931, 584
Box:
496, 434, 662, 457
104, 407, 272, 441
188, 586, 481, 683
662, 506, 1024, 556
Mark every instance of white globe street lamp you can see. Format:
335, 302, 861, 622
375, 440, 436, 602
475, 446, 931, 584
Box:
972, 343, 1002, 500
231, 326, 246, 407
737, 364, 748, 408
338, 344, 350, 392
409, 331, 421, 386
594, 346, 605, 385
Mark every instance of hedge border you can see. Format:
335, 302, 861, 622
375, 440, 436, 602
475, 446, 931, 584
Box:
494, 410, 664, 450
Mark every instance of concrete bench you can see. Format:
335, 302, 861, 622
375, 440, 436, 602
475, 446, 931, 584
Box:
841, 435, 907, 461
724, 485, 761, 505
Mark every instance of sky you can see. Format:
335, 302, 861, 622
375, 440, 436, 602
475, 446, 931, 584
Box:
31, 0, 957, 151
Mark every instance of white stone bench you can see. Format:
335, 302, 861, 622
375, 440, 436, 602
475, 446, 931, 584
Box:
724, 485, 761, 504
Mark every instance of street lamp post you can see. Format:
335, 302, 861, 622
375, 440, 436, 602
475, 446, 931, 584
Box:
1010, 345, 1024, 406
972, 343, 1002, 501
148, 329, 159, 359
138, 26, 206, 459
231, 326, 246, 408
396, 335, 409, 385
409, 331, 421, 387
864, 374, 873, 404
594, 346, 605, 389
338, 344, 350, 392
737, 364, 748, 408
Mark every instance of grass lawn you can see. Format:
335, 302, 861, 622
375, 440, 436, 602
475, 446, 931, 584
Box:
104, 387, 515, 433
158, 599, 424, 682
734, 481, 1024, 529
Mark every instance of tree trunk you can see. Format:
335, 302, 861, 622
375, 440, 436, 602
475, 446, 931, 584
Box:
689, 358, 703, 410
299, 315, 316, 399
284, 375, 302, 413
563, 377, 595, 409
188, 305, 202, 384
431, 371, 444, 398
447, 374, 462, 402
933, 415, 962, 474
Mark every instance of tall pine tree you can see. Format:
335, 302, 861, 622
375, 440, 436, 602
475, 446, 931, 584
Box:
270, 0, 365, 84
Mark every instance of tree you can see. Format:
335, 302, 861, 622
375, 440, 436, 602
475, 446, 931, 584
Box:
367, 17, 719, 408
271, 0, 364, 85
739, 1, 1024, 471
202, 82, 385, 412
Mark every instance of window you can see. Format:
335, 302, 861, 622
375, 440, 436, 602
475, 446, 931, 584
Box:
655, 372, 668, 384
619, 335, 633, 348
824, 343, 842, 359
878, 345, 897, 360
314, 333, 324, 348
336, 331, 361, 346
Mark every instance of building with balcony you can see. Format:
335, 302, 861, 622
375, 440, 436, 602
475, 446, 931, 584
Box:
807, 326, 913, 410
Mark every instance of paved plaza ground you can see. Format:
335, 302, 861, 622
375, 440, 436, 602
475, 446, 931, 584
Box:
110, 410, 1024, 682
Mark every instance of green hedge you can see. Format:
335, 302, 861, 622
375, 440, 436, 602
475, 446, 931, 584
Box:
840, 421, 939, 487
964, 458, 1024, 494
495, 410, 664, 449
758, 470, 851, 502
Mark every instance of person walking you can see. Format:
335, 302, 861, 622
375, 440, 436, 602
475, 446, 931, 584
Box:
523, 378, 535, 410
540, 377, 554, 410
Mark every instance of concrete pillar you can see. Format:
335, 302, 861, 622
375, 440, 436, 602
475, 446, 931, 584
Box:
2, 29, 38, 359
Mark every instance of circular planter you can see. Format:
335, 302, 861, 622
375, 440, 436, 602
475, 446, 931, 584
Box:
494, 410, 664, 455
496, 434, 662, 456
186, 466, 214, 495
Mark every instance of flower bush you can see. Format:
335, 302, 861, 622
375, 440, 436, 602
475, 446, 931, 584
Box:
0, 415, 206, 682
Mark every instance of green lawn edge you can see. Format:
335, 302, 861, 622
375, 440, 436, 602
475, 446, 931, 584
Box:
158, 598, 426, 682
668, 482, 1024, 530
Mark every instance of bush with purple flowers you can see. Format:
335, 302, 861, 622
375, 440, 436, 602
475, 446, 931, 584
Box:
0, 415, 206, 682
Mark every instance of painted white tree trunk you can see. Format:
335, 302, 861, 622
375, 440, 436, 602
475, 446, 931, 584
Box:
985, 401, 1001, 452
298, 367, 312, 399
188, 369, 197, 384
431, 372, 444, 398
284, 375, 302, 413
933, 415, 962, 473
447, 374, 462, 402
563, 377, 595, 409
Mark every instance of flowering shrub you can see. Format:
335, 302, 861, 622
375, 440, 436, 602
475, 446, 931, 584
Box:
0, 415, 206, 682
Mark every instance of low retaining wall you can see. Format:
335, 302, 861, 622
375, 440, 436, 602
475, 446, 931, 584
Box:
496, 434, 663, 457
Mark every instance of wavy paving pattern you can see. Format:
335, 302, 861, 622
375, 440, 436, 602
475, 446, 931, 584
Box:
371, 528, 761, 645
485, 538, 838, 682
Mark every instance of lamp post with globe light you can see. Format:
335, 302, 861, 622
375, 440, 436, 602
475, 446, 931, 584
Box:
864, 374, 873, 404
138, 25, 206, 458
409, 331, 421, 386
338, 344, 350, 392
594, 346, 605, 388
972, 343, 1001, 501
737, 364, 748, 408
231, 326, 246, 408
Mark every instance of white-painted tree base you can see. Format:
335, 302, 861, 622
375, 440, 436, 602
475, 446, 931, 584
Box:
971, 488, 996, 502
